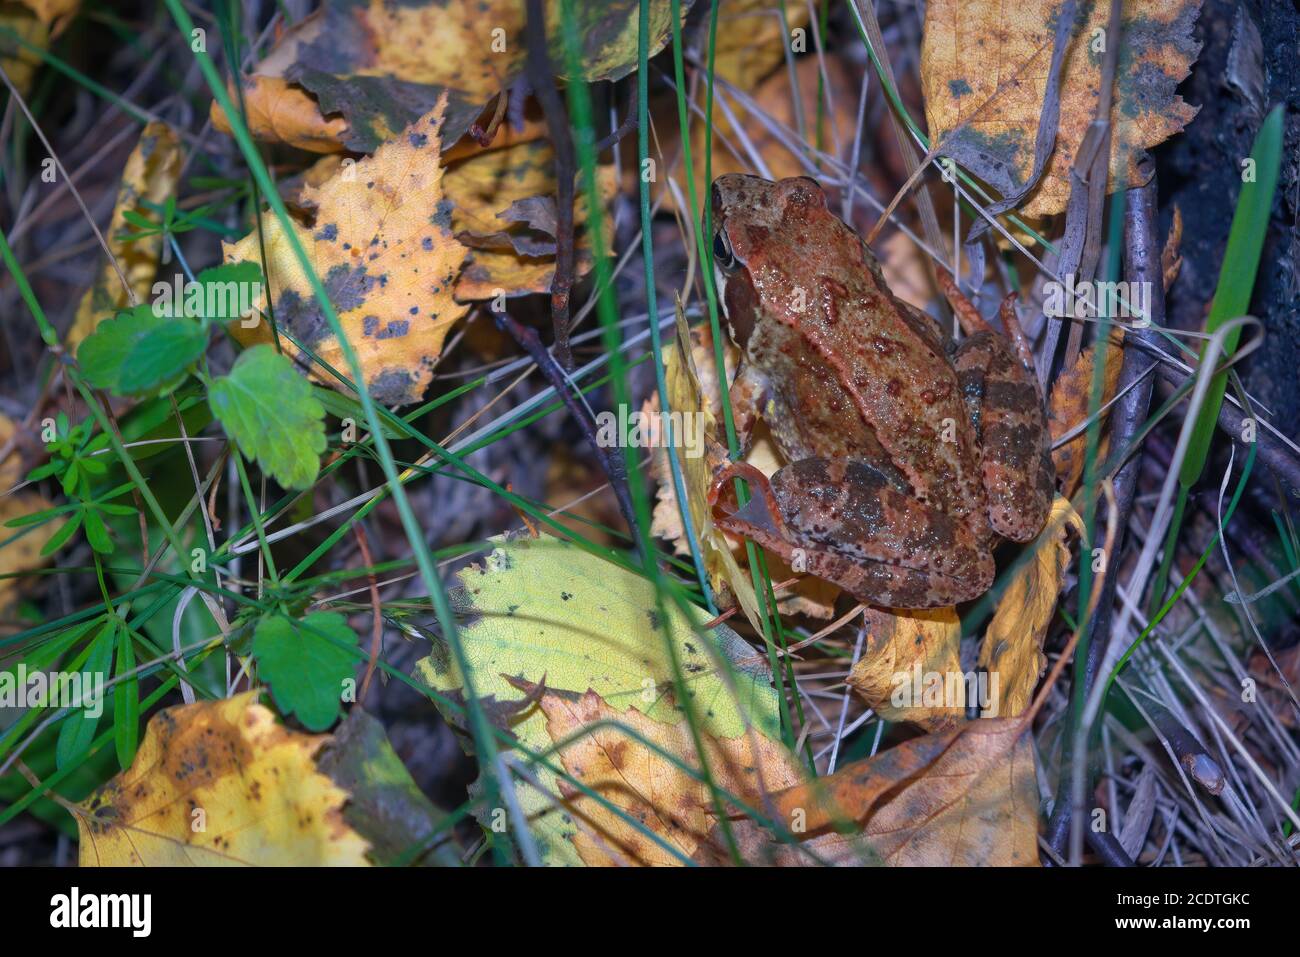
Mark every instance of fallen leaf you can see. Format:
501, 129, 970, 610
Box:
16, 0, 77, 28
443, 138, 616, 300
532, 685, 801, 866
224, 98, 470, 406
0, 4, 49, 99
699, 718, 1040, 866
847, 606, 965, 731
213, 0, 690, 153
76, 692, 371, 865
411, 533, 781, 865
1047, 332, 1124, 496
711, 0, 810, 91
979, 495, 1082, 718
66, 121, 183, 347
921, 0, 1203, 217
1162, 203, 1183, 290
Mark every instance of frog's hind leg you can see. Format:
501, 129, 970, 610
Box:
710, 458, 994, 608
951, 332, 1055, 542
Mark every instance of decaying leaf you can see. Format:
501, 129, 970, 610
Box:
412, 533, 781, 865
979, 495, 1082, 718
444, 138, 616, 300
530, 684, 801, 866
922, 0, 1203, 217
76, 693, 371, 865
224, 99, 469, 406
847, 606, 965, 731
212, 0, 689, 154
0, 497, 56, 616
1047, 332, 1124, 496
66, 122, 183, 347
698, 719, 1040, 866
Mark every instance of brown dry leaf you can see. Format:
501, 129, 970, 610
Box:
922, 0, 1202, 218
979, 495, 1082, 718
444, 139, 616, 300
212, 0, 686, 154
847, 606, 965, 732
534, 685, 803, 866
699, 719, 1040, 866
663, 54, 859, 216
1162, 203, 1183, 290
76, 692, 371, 866
65, 122, 183, 347
224, 99, 470, 406
1047, 332, 1124, 496
711, 0, 810, 90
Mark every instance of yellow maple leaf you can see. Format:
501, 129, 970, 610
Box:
224, 97, 470, 406
534, 685, 802, 866
76, 693, 370, 866
66, 121, 182, 347
922, 0, 1202, 218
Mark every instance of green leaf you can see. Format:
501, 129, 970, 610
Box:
252, 612, 358, 731
83, 507, 114, 554
412, 534, 781, 866
40, 510, 83, 556
1181, 105, 1283, 488
210, 345, 326, 490
77, 304, 207, 396
55, 619, 116, 770
114, 626, 139, 769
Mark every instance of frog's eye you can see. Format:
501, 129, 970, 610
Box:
713, 230, 736, 271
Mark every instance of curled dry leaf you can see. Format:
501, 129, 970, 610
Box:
66, 121, 183, 347
979, 495, 1082, 718
212, 0, 688, 154
444, 138, 616, 300
1162, 203, 1183, 290
224, 99, 469, 406
528, 684, 802, 866
1047, 332, 1124, 496
922, 0, 1203, 218
76, 692, 371, 866
697, 718, 1040, 866
847, 606, 965, 732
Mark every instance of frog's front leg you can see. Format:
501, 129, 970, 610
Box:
951, 330, 1055, 542
710, 457, 995, 609
726, 361, 770, 458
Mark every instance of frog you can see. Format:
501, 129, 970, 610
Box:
706, 173, 1055, 609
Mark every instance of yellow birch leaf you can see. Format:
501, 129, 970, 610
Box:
847, 606, 965, 732
711, 0, 810, 90
0, 492, 56, 615
66, 122, 182, 347
443, 139, 616, 300
210, 76, 350, 154
922, 0, 1202, 218
76, 693, 371, 866
223, 98, 470, 406
979, 495, 1082, 718
535, 685, 802, 866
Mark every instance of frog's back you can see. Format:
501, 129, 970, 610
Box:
750, 203, 984, 519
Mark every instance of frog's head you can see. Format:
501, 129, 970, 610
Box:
709, 174, 828, 350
